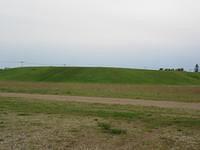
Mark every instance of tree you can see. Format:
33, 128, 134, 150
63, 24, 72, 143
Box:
194, 64, 199, 72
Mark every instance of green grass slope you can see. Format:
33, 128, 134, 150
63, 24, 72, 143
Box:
0, 67, 200, 85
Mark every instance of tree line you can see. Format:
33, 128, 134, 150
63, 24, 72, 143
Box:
159, 64, 199, 72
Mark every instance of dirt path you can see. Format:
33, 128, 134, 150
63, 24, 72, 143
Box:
0, 92, 200, 110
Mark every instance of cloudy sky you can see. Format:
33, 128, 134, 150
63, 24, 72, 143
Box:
0, 0, 200, 70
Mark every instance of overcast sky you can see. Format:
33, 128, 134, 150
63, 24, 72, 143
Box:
0, 0, 200, 70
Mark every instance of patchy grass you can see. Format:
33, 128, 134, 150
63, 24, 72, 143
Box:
0, 96, 200, 129
0, 96, 200, 149
0, 81, 200, 102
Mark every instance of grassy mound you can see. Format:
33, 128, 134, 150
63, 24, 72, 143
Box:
0, 67, 200, 85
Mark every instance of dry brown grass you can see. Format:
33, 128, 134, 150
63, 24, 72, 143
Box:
0, 81, 200, 102
0, 112, 200, 150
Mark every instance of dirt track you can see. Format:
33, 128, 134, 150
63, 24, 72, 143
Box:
0, 92, 200, 110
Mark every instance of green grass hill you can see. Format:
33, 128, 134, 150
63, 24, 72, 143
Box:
0, 67, 200, 85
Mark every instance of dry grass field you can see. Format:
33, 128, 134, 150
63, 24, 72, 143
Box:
0, 96, 200, 150
0, 67, 200, 149
0, 81, 200, 102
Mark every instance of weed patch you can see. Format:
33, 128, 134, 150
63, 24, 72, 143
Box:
98, 122, 127, 135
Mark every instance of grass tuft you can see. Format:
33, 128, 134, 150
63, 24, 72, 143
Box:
17, 113, 32, 116
98, 122, 127, 135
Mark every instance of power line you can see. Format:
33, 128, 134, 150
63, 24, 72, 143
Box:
0, 60, 68, 66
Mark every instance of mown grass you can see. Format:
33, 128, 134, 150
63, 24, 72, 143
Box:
0, 67, 200, 85
0, 81, 200, 102
0, 96, 199, 129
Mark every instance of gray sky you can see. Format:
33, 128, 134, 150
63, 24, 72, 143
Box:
0, 0, 200, 70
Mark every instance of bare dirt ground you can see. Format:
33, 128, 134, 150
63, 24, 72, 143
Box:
0, 92, 200, 110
